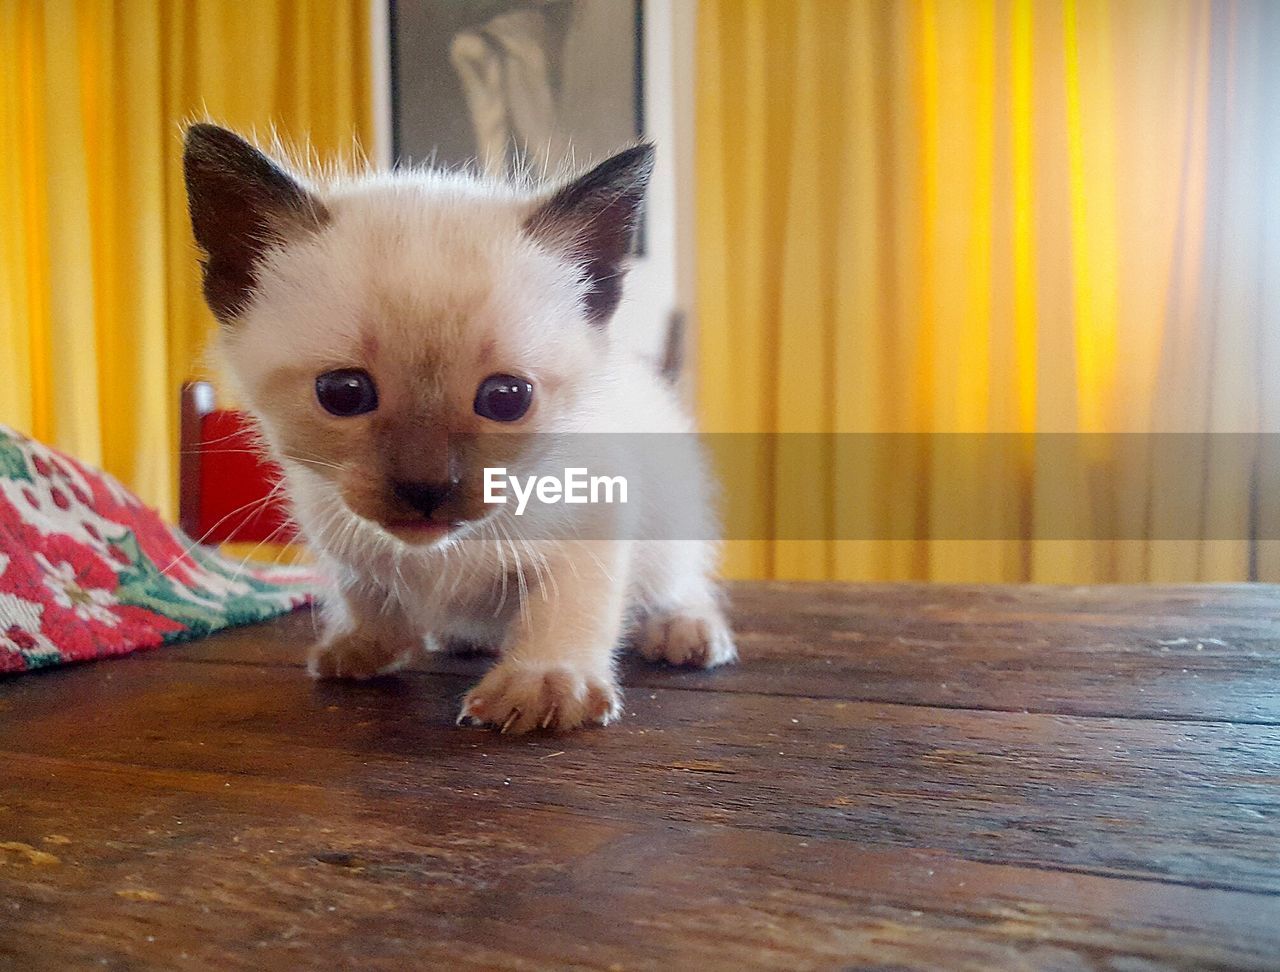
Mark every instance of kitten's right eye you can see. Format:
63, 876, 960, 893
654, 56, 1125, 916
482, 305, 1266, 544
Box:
316, 369, 378, 417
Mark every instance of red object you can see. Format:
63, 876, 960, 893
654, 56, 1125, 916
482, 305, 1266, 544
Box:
179, 383, 296, 544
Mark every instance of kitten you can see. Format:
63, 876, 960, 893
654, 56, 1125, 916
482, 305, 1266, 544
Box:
182, 124, 735, 733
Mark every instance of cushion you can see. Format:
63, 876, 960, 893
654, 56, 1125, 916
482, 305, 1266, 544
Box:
0, 425, 316, 673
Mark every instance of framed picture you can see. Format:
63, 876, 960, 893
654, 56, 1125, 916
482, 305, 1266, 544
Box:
390, 1, 645, 184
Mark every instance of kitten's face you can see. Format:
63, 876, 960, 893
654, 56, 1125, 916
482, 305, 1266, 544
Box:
183, 125, 651, 546
230, 210, 584, 545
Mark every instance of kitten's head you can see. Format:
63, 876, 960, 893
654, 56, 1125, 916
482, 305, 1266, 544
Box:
183, 124, 652, 547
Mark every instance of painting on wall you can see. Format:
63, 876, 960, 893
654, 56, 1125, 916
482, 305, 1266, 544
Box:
391, 0, 644, 183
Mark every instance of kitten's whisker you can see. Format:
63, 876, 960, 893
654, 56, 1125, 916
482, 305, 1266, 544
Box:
579, 543, 613, 583
514, 530, 555, 604
392, 550, 410, 612
220, 483, 297, 579
161, 479, 287, 575
181, 446, 271, 458
285, 445, 343, 464
283, 453, 345, 472
228, 516, 295, 582
497, 518, 530, 631
490, 519, 510, 619
192, 427, 258, 448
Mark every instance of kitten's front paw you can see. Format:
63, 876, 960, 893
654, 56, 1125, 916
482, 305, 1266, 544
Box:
308, 632, 414, 680
635, 608, 738, 668
458, 661, 622, 733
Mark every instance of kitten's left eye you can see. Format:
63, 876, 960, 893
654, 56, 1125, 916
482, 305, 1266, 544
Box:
474, 374, 533, 423
316, 369, 378, 417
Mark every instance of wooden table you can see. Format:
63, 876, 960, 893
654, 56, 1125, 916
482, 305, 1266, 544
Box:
2, 583, 1279, 970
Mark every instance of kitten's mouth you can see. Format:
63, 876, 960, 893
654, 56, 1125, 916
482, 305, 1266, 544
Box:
383, 518, 457, 544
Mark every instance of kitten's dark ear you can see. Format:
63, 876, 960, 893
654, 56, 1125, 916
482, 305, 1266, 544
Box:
525, 143, 655, 326
183, 123, 329, 324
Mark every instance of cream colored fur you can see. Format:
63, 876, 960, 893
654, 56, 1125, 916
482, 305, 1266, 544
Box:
204, 142, 735, 733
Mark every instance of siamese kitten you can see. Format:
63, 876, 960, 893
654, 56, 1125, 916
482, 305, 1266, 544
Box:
183, 124, 735, 733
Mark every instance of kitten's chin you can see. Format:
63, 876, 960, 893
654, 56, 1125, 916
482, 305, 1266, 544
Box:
383, 519, 457, 547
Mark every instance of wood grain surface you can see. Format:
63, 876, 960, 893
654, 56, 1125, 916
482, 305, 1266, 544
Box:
2, 582, 1278, 970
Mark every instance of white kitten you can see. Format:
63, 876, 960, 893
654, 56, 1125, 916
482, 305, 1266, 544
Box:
183, 124, 735, 733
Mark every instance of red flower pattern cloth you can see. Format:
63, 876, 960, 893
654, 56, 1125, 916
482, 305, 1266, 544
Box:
0, 425, 316, 673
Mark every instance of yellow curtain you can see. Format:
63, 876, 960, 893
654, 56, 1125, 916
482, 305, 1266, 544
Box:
0, 0, 372, 519
697, 0, 1280, 582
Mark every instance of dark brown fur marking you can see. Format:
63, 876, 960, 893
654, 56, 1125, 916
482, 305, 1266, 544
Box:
183, 124, 330, 324
523, 144, 654, 327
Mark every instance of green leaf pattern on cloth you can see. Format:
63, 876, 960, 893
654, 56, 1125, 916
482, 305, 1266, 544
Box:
0, 436, 34, 484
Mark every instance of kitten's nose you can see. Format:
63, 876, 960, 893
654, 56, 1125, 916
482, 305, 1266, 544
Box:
392, 479, 458, 520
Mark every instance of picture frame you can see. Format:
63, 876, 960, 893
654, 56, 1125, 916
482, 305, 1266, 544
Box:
389, 1, 646, 211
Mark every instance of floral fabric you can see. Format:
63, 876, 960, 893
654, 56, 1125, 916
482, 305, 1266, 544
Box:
0, 425, 315, 673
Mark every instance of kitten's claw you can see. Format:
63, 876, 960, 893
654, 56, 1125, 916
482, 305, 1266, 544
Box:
635, 607, 737, 668
460, 661, 621, 733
